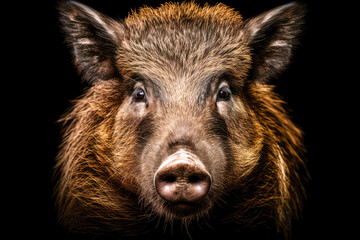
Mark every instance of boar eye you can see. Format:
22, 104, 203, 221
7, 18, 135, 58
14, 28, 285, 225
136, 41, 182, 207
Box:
133, 88, 146, 102
217, 87, 231, 101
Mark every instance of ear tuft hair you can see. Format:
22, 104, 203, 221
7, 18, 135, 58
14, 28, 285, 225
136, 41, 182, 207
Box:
242, 2, 306, 83
58, 1, 124, 83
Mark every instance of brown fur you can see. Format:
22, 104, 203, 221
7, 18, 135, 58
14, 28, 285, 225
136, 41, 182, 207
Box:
56, 1, 308, 239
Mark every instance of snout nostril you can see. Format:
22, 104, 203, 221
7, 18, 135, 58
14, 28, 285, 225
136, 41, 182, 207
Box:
188, 175, 201, 183
163, 175, 176, 183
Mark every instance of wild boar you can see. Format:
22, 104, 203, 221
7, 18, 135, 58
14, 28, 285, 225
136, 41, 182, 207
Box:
56, 1, 308, 239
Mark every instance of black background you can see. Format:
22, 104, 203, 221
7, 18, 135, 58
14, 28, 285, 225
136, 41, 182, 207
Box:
8, 0, 353, 239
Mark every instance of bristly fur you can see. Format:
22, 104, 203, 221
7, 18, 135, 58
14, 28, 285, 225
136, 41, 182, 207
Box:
56, 1, 308, 239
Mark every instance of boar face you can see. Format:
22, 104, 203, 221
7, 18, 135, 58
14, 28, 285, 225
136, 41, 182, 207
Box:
115, 10, 256, 219
57, 1, 307, 238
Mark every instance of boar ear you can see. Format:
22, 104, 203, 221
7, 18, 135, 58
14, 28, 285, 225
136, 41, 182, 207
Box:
58, 1, 124, 83
242, 2, 306, 83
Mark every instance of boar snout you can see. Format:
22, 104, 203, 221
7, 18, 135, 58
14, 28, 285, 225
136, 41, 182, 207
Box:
154, 149, 211, 204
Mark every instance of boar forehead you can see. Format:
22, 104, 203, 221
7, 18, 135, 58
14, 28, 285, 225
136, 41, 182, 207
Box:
116, 3, 251, 96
